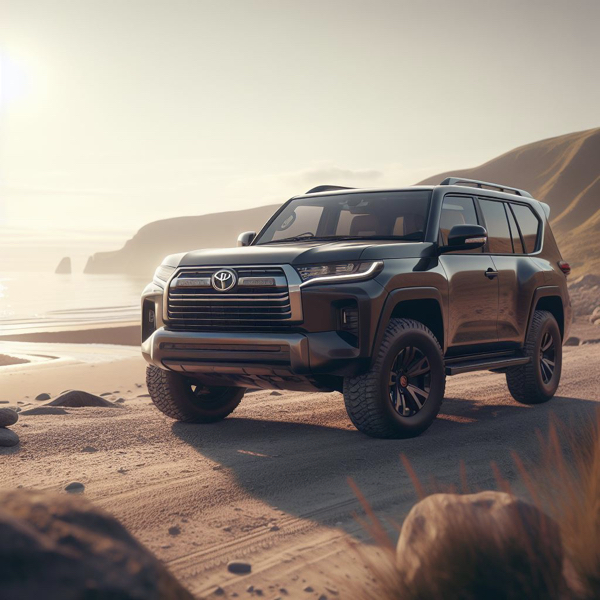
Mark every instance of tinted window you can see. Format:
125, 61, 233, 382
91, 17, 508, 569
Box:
506, 204, 525, 253
439, 196, 480, 252
511, 203, 540, 253
479, 199, 512, 254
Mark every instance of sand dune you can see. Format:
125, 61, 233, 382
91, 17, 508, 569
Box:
85, 128, 599, 277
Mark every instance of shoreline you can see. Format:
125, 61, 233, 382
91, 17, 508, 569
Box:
0, 322, 140, 347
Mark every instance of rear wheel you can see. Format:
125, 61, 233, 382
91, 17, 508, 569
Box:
146, 365, 245, 422
506, 310, 562, 404
343, 318, 446, 439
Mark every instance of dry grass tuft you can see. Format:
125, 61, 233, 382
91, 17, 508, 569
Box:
350, 410, 600, 600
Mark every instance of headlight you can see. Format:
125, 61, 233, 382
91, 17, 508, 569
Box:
296, 261, 383, 286
153, 265, 176, 286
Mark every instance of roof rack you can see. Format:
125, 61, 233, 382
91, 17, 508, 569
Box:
305, 185, 355, 194
440, 177, 532, 198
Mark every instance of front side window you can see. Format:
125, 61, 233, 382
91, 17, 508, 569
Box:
439, 195, 481, 253
479, 199, 513, 254
511, 203, 541, 253
255, 191, 431, 244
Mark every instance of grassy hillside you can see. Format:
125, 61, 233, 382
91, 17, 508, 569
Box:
419, 128, 600, 277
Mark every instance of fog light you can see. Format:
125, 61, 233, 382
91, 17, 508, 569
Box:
340, 305, 359, 342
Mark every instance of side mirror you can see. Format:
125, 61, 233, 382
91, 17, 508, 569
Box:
237, 231, 256, 247
439, 224, 487, 254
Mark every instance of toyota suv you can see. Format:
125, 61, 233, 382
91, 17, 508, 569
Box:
141, 178, 572, 439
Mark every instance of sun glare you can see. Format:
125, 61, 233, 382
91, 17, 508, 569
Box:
0, 52, 32, 107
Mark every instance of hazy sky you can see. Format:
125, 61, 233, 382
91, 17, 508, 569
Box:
1, 0, 599, 239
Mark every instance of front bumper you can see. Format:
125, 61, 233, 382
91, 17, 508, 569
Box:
142, 327, 363, 379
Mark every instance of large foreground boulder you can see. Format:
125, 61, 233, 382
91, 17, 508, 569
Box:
396, 491, 564, 600
47, 390, 118, 408
0, 489, 193, 600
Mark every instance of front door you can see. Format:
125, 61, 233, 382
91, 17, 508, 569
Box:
438, 195, 499, 350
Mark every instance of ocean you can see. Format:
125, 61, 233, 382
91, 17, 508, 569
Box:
0, 272, 148, 335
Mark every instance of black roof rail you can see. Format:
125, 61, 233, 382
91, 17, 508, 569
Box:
305, 185, 355, 194
440, 177, 533, 198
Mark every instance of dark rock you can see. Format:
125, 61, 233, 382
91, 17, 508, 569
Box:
81, 446, 98, 453
270, 391, 283, 396
0, 489, 193, 599
0, 408, 18, 427
564, 336, 580, 346
116, 398, 126, 403
396, 491, 564, 599
582, 338, 600, 345
227, 560, 252, 574
35, 393, 51, 401
47, 390, 119, 408
214, 586, 225, 596
303, 586, 314, 592
65, 482, 85, 494
0, 428, 19, 447
55, 257, 71, 274
168, 526, 181, 536
21, 407, 68, 416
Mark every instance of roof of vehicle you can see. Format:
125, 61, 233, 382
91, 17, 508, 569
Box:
296, 178, 550, 218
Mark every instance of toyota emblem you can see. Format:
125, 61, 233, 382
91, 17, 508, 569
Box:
211, 269, 237, 291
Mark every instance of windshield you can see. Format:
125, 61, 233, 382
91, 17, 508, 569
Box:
255, 190, 431, 244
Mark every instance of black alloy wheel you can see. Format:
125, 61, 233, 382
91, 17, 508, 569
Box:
389, 346, 431, 417
539, 331, 556, 384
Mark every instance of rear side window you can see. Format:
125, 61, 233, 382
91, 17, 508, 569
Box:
478, 199, 512, 254
511, 203, 541, 253
439, 196, 480, 252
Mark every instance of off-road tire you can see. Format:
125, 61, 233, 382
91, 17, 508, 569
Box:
506, 310, 562, 405
146, 365, 245, 423
343, 318, 446, 439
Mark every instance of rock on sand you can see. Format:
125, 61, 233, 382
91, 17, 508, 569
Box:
0, 428, 19, 447
0, 489, 193, 600
0, 408, 18, 427
396, 491, 563, 599
47, 390, 119, 408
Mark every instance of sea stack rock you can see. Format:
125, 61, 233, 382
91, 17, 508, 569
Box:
55, 257, 72, 274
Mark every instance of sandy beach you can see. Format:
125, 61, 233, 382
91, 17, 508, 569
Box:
2, 316, 600, 598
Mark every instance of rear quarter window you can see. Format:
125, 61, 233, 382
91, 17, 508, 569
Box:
511, 203, 541, 253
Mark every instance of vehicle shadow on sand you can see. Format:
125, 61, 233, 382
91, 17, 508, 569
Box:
172, 393, 598, 540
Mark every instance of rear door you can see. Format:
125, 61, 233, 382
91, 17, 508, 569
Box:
477, 197, 543, 346
438, 195, 499, 351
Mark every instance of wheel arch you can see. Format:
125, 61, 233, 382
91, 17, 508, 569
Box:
528, 286, 565, 341
371, 287, 446, 362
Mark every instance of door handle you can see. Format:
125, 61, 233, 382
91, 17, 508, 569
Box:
485, 268, 498, 279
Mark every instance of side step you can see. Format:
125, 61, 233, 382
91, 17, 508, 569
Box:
445, 354, 530, 376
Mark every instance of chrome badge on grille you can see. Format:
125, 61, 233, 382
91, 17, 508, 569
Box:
211, 269, 237, 291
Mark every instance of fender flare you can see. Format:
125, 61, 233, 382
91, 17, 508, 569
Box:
370, 287, 447, 361
526, 285, 563, 340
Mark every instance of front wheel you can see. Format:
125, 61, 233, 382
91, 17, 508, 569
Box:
146, 365, 245, 422
506, 310, 562, 404
343, 318, 446, 439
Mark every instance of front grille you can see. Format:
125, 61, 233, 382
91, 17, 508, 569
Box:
167, 267, 293, 331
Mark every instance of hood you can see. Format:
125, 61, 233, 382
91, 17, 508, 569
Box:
175, 240, 434, 267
